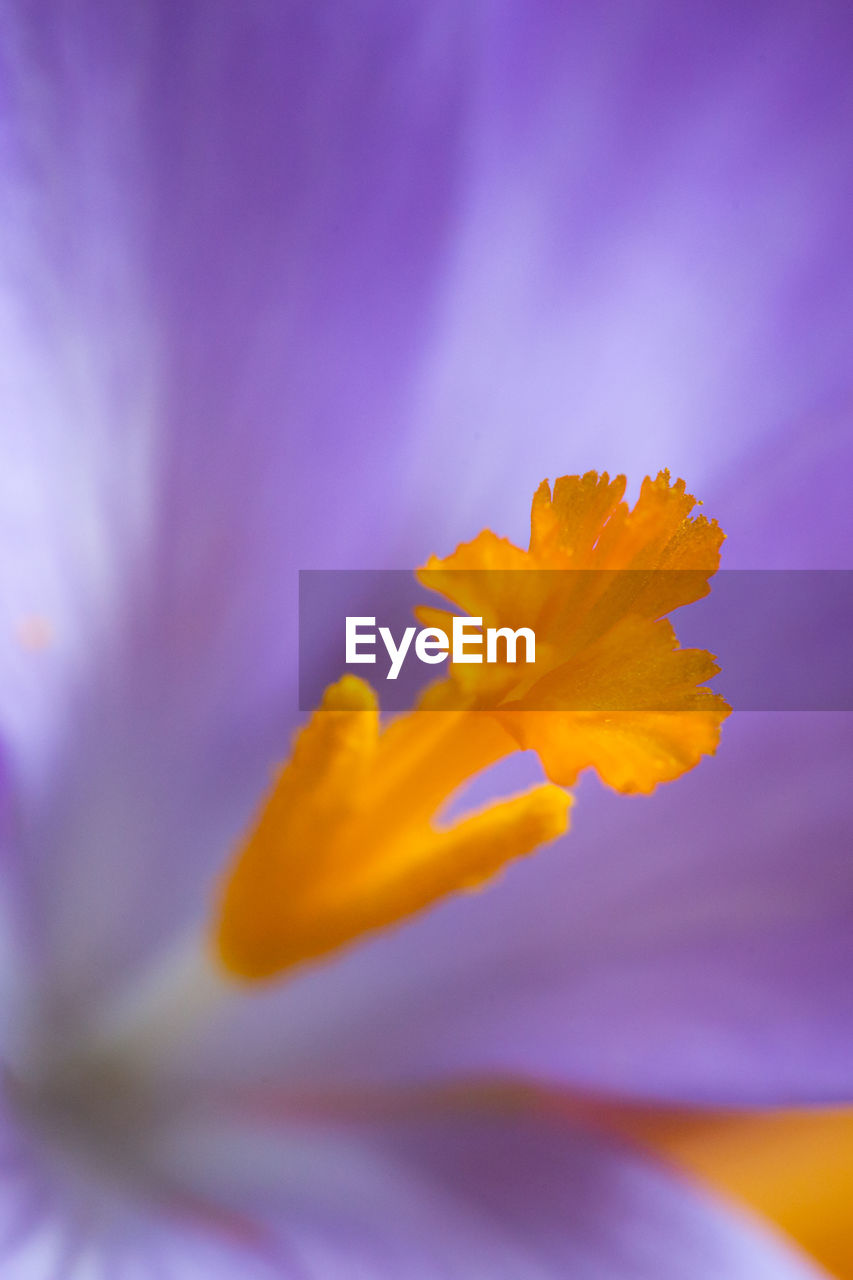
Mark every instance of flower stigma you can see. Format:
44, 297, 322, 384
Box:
215, 470, 729, 981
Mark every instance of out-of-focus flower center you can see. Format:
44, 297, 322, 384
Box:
7, 1049, 164, 1178
2, 948, 224, 1192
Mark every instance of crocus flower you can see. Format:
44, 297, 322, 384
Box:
1, 3, 852, 1279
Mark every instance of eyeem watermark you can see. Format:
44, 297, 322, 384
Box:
299, 569, 853, 712
345, 616, 536, 680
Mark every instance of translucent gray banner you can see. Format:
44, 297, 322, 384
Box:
298, 570, 853, 712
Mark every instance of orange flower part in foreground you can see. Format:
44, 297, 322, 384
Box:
216, 471, 728, 981
418, 470, 731, 793
217, 676, 569, 980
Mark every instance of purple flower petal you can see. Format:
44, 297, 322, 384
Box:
122, 1101, 830, 1278
1, 1084, 825, 1277
396, 1, 853, 552
0, 2, 471, 1003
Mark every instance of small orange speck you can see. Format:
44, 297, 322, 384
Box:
15, 616, 53, 652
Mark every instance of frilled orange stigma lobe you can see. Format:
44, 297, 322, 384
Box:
418, 470, 730, 793
216, 676, 570, 981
